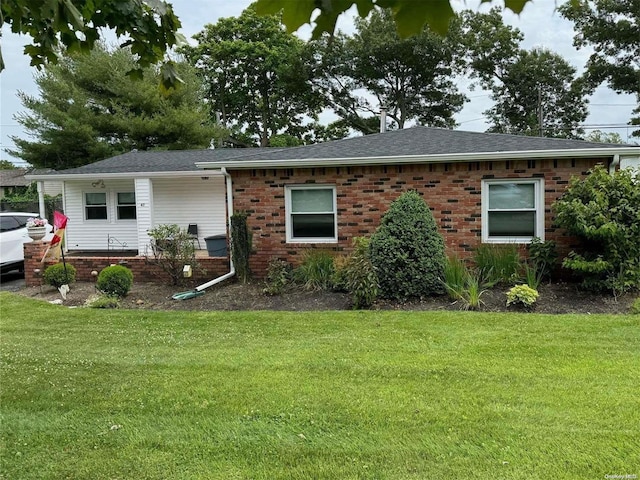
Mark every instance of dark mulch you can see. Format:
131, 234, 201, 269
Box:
14, 280, 637, 314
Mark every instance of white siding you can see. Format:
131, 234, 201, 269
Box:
42, 180, 63, 197
64, 176, 226, 252
134, 178, 154, 255
64, 180, 139, 251
152, 177, 226, 246
620, 156, 640, 171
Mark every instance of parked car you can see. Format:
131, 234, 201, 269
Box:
0, 212, 53, 274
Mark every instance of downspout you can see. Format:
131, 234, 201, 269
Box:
609, 154, 620, 175
194, 167, 235, 292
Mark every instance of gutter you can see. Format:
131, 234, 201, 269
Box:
194, 167, 235, 292
609, 154, 620, 174
195, 147, 639, 171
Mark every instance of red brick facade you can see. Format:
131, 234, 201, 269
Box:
231, 157, 606, 277
23, 241, 229, 287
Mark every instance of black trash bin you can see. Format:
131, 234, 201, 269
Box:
204, 234, 227, 257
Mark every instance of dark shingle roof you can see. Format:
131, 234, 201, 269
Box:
229, 126, 630, 161
32, 127, 637, 177
49, 148, 267, 175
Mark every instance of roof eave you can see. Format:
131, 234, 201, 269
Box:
196, 147, 639, 170
25, 170, 224, 181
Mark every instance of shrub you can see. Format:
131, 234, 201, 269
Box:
341, 237, 378, 309
147, 224, 198, 286
528, 237, 557, 281
85, 294, 120, 309
231, 212, 252, 284
506, 284, 539, 309
96, 265, 133, 297
43, 263, 76, 288
474, 243, 521, 286
370, 190, 446, 300
294, 250, 335, 291
630, 298, 640, 315
553, 165, 640, 294
263, 259, 293, 295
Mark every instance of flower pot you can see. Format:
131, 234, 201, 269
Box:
27, 226, 47, 240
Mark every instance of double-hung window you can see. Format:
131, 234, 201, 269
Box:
482, 179, 544, 243
85, 192, 108, 220
285, 185, 337, 243
117, 192, 136, 220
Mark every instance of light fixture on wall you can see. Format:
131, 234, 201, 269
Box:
91, 179, 105, 188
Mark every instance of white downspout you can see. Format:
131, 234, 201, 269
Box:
609, 154, 620, 175
195, 167, 235, 291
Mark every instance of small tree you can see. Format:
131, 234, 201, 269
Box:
370, 190, 446, 300
553, 165, 640, 294
146, 224, 198, 286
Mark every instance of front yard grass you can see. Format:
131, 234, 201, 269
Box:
1, 292, 638, 479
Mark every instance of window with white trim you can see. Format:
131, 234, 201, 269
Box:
481, 179, 544, 243
117, 192, 137, 220
85, 192, 108, 220
285, 185, 337, 243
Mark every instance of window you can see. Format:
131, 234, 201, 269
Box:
85, 192, 107, 220
482, 179, 544, 243
117, 192, 136, 220
285, 185, 337, 242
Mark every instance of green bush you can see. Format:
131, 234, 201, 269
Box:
147, 224, 199, 286
263, 259, 293, 295
231, 212, 252, 284
97, 265, 133, 297
370, 190, 446, 300
43, 263, 76, 288
630, 298, 640, 315
474, 243, 521, 286
294, 250, 335, 291
528, 237, 557, 281
341, 237, 379, 309
553, 165, 640, 294
506, 284, 539, 309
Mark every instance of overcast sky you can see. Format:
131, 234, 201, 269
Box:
0, 0, 636, 166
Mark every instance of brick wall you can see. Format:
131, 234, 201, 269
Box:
24, 241, 229, 287
231, 157, 605, 278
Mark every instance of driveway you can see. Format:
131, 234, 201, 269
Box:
0, 271, 26, 291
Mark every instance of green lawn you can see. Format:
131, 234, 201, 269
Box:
1, 292, 638, 479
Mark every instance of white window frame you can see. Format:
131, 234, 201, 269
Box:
285, 185, 338, 243
84, 191, 109, 221
116, 191, 137, 221
481, 178, 544, 243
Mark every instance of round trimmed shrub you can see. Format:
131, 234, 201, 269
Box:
370, 190, 446, 300
97, 265, 133, 297
43, 263, 76, 288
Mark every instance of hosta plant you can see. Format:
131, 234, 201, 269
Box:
506, 284, 539, 310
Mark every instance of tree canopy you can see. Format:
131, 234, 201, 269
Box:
318, 9, 465, 134
181, 8, 326, 147
0, 0, 184, 88
255, 0, 535, 38
9, 45, 219, 170
459, 9, 589, 138
559, 0, 640, 137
